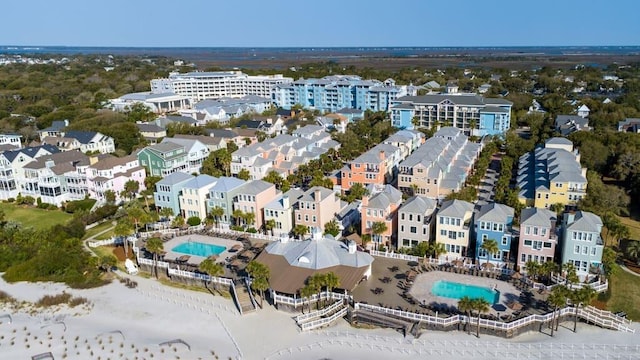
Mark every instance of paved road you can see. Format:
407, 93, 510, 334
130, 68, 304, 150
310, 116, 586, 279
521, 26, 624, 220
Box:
475, 153, 502, 208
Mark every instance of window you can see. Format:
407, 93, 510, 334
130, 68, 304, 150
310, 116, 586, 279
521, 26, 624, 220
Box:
410, 226, 417, 234
401, 213, 405, 220
400, 225, 404, 232
521, 254, 526, 262
525, 226, 531, 235
533, 227, 538, 235
456, 218, 461, 226
582, 246, 588, 255
448, 231, 457, 240
543, 242, 552, 248
312, 216, 316, 223
440, 229, 447, 236
523, 239, 531, 246
458, 232, 464, 238
439, 217, 444, 224
502, 237, 508, 246
304, 215, 309, 222
541, 228, 547, 236
574, 245, 580, 254
591, 247, 597, 256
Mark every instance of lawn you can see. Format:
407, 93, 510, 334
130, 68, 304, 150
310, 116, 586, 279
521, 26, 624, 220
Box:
83, 220, 116, 240
618, 216, 640, 241
0, 203, 72, 230
601, 266, 640, 321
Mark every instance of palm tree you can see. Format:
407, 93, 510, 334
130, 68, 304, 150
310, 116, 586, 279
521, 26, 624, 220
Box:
145, 237, 164, 279
540, 261, 559, 283
243, 211, 256, 229
370, 221, 388, 246
232, 209, 244, 227
480, 239, 500, 266
627, 240, 640, 265
199, 258, 224, 295
361, 234, 371, 249
468, 119, 477, 137
547, 285, 568, 336
323, 220, 341, 237
113, 219, 134, 259
323, 272, 340, 301
457, 296, 474, 334
524, 261, 541, 282
307, 274, 324, 310
210, 206, 224, 228
264, 219, 276, 236
300, 284, 315, 314
472, 298, 491, 338
562, 262, 579, 285
429, 242, 446, 260
293, 224, 309, 240
246, 261, 270, 308
570, 286, 596, 332
159, 207, 174, 221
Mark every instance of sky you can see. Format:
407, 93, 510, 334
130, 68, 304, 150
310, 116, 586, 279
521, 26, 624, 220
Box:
1, 0, 638, 47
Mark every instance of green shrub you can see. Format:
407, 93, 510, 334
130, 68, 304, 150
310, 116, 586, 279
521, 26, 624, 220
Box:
64, 199, 97, 213
186, 216, 201, 226
6, 198, 14, 203
246, 227, 257, 233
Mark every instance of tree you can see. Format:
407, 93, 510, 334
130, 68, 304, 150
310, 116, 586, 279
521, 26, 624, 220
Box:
570, 286, 596, 333
293, 224, 309, 240
210, 206, 225, 228
370, 221, 388, 245
264, 219, 276, 236
361, 234, 371, 249
524, 261, 541, 281
626, 241, 640, 264
429, 242, 446, 260
324, 220, 341, 237
547, 285, 568, 336
171, 215, 185, 228
540, 261, 559, 283
232, 209, 244, 227
145, 237, 164, 279
562, 262, 579, 285
104, 189, 116, 205
457, 296, 474, 334
237, 168, 251, 181
480, 239, 500, 265
199, 258, 224, 295
243, 211, 256, 229
186, 216, 201, 226
343, 182, 369, 203
323, 272, 340, 300
300, 284, 315, 314
113, 219, 134, 259
121, 179, 140, 201
246, 261, 270, 308
472, 298, 491, 338
159, 207, 174, 220
307, 274, 324, 310
601, 247, 619, 277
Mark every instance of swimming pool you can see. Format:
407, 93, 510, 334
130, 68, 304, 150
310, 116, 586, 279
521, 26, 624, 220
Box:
431, 280, 499, 304
171, 241, 226, 257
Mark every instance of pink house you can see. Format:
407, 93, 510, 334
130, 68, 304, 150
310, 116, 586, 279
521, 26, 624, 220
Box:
87, 155, 146, 202
232, 180, 278, 231
361, 185, 403, 248
293, 186, 342, 233
517, 207, 558, 272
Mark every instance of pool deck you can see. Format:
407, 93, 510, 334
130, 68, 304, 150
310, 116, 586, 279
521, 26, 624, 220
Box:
162, 234, 244, 266
409, 271, 521, 314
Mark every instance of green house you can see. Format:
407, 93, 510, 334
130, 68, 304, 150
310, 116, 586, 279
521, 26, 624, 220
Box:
137, 142, 188, 176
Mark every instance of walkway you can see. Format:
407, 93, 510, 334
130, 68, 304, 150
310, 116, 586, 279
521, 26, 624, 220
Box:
619, 264, 640, 278
82, 221, 116, 256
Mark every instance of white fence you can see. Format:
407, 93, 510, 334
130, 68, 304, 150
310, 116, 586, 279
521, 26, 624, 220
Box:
296, 300, 344, 324
354, 303, 634, 333
369, 250, 423, 262
138, 224, 205, 239
137, 257, 170, 269
87, 238, 120, 248
300, 307, 348, 332
550, 274, 609, 293
273, 291, 352, 308
166, 267, 234, 286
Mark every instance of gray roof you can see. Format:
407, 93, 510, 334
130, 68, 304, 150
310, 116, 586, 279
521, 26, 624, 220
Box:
182, 174, 218, 189
64, 131, 99, 144
146, 142, 183, 153
204, 128, 238, 138
298, 186, 335, 202
521, 207, 557, 227
265, 188, 305, 210
264, 232, 374, 270
237, 179, 273, 195
438, 199, 474, 218
161, 137, 204, 153
156, 172, 193, 186
564, 211, 602, 232
39, 120, 68, 133
366, 185, 402, 210
476, 203, 514, 223
209, 176, 245, 193
1, 144, 59, 162
136, 123, 166, 133
399, 196, 437, 214
545, 137, 573, 146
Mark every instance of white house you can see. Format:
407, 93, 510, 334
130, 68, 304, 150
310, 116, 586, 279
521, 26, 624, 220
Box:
178, 174, 218, 220
160, 137, 210, 174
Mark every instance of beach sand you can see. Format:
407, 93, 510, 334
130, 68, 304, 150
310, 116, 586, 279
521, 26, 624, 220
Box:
1, 274, 638, 360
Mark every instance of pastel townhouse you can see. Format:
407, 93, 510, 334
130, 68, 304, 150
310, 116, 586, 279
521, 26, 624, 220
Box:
397, 196, 438, 249
0, 145, 59, 200
178, 174, 218, 220
86, 155, 147, 203
136, 123, 167, 144
339, 143, 400, 192
435, 199, 474, 260
560, 211, 604, 281
21, 151, 91, 206
263, 188, 304, 237
360, 184, 402, 248
397, 127, 481, 198
137, 142, 188, 177
206, 177, 247, 228
0, 134, 23, 150
293, 186, 342, 233
154, 172, 194, 217
381, 130, 424, 161
160, 137, 210, 174
517, 207, 558, 272
232, 180, 278, 231
42, 130, 115, 154
475, 203, 515, 265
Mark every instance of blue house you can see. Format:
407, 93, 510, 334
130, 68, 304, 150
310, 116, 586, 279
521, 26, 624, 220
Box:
475, 203, 515, 265
153, 172, 194, 216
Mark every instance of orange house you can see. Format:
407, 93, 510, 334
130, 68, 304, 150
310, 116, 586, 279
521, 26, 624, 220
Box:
341, 144, 397, 192
360, 185, 403, 248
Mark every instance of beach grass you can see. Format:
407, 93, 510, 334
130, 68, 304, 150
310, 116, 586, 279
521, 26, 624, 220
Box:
82, 221, 115, 240
0, 203, 71, 230
617, 216, 640, 241
603, 266, 640, 321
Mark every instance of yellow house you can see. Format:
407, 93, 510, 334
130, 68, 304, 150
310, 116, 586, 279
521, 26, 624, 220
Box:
517, 137, 587, 209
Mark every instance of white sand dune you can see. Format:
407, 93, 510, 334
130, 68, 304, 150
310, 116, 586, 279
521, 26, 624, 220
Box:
1, 274, 638, 360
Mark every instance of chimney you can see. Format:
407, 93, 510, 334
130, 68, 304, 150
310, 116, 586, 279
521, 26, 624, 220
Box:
348, 240, 357, 254
312, 227, 322, 241
362, 195, 369, 207
314, 188, 322, 202
282, 195, 289, 209
378, 150, 385, 161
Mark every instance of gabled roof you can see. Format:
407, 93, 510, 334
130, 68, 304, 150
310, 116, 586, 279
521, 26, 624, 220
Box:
237, 179, 273, 195
1, 144, 59, 162
209, 176, 245, 193
161, 137, 205, 153
265, 188, 305, 210
476, 203, 514, 223
156, 172, 193, 186
298, 186, 335, 202
564, 211, 602, 232
366, 185, 402, 210
23, 150, 90, 174
521, 207, 556, 227
399, 196, 437, 214
182, 174, 218, 189
545, 137, 573, 146
90, 154, 138, 171
438, 199, 474, 218
144, 142, 184, 154
136, 123, 166, 133
64, 131, 99, 144
39, 120, 68, 133
205, 128, 238, 138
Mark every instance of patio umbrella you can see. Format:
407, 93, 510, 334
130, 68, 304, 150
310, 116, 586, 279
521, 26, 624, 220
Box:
507, 301, 523, 311
511, 272, 522, 279
208, 254, 219, 262
452, 259, 464, 267
481, 262, 495, 270
230, 244, 242, 252
230, 259, 244, 267
241, 250, 256, 259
